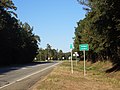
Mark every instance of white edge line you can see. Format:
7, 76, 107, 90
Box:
0, 62, 61, 89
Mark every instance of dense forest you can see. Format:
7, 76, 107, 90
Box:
0, 0, 40, 65
36, 44, 71, 61
74, 0, 120, 71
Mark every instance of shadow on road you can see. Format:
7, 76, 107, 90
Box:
0, 61, 54, 75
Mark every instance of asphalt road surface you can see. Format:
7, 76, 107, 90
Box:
0, 61, 61, 90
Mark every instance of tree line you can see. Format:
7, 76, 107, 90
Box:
74, 0, 120, 70
35, 44, 71, 61
0, 0, 40, 65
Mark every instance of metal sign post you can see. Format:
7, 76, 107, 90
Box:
74, 52, 79, 66
76, 55, 77, 66
83, 50, 86, 76
71, 49, 73, 73
79, 44, 89, 76
70, 44, 73, 74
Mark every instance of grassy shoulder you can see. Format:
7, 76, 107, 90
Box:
32, 60, 120, 90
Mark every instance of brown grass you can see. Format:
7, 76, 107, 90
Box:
32, 61, 120, 90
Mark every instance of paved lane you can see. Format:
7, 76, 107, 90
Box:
0, 61, 61, 90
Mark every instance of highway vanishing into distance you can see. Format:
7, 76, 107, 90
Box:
0, 61, 61, 90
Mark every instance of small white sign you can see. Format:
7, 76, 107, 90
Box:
76, 54, 79, 56
73, 54, 76, 56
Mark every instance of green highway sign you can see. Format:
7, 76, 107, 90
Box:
70, 44, 73, 49
79, 44, 89, 51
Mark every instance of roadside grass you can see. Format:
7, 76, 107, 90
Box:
34, 60, 120, 90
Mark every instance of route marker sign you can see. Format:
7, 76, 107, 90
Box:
79, 44, 89, 51
70, 44, 73, 49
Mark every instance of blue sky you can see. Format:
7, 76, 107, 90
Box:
13, 0, 86, 52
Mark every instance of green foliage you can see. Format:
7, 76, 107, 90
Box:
0, 0, 40, 65
36, 44, 70, 61
74, 0, 120, 65
36, 44, 59, 61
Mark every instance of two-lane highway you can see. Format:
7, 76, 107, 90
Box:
0, 61, 62, 90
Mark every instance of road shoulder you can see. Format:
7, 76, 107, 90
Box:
31, 61, 120, 90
